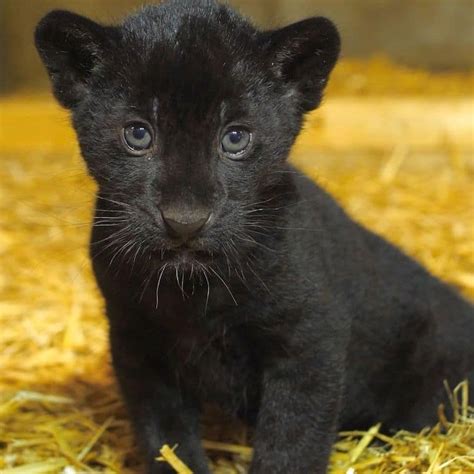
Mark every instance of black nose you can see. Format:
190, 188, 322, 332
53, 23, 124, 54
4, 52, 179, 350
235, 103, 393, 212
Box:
161, 211, 211, 240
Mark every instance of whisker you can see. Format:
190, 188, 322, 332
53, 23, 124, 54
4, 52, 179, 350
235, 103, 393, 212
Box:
246, 261, 272, 295
130, 241, 144, 272
234, 232, 276, 254
155, 264, 169, 309
96, 195, 134, 209
208, 266, 238, 306
139, 267, 155, 303
198, 263, 211, 315
90, 225, 133, 247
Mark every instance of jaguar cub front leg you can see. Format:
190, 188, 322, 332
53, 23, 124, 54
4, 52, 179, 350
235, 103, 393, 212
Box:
250, 351, 344, 474
110, 325, 210, 474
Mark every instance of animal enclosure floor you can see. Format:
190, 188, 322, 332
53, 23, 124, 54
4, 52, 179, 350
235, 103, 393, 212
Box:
1, 59, 473, 473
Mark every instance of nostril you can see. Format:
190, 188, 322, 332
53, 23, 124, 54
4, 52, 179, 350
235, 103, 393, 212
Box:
161, 212, 211, 239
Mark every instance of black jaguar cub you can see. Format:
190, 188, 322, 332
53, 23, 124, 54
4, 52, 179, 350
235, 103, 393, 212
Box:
35, 1, 474, 472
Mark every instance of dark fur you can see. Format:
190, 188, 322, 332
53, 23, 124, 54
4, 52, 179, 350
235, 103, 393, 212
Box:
35, 1, 474, 472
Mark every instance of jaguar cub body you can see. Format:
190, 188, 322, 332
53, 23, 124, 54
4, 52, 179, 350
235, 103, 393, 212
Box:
35, 1, 474, 472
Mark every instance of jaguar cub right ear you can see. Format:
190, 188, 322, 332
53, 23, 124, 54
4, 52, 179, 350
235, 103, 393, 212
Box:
35, 10, 114, 109
265, 17, 341, 112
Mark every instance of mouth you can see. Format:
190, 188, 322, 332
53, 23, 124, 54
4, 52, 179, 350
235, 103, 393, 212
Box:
152, 245, 214, 270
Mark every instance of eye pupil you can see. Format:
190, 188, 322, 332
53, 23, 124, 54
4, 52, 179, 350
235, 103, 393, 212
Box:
229, 130, 243, 144
132, 127, 146, 140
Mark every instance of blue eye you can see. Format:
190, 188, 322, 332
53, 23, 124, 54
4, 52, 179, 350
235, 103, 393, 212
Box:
221, 128, 252, 158
123, 123, 153, 153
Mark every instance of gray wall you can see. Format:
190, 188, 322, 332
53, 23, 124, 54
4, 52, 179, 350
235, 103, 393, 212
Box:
1, 0, 473, 94
275, 0, 474, 69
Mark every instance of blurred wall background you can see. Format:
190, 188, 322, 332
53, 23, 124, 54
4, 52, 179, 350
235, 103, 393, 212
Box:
1, 0, 473, 95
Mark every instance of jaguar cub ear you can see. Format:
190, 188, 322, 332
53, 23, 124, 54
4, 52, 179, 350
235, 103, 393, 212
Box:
265, 17, 340, 112
35, 10, 113, 109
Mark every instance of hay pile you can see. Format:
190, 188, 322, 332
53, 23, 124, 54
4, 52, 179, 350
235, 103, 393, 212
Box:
1, 59, 473, 473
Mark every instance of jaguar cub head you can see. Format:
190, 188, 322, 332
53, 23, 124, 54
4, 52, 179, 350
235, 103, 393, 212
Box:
35, 0, 340, 271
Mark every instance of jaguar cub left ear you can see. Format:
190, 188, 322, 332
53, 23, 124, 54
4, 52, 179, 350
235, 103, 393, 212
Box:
35, 10, 114, 109
265, 17, 340, 112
